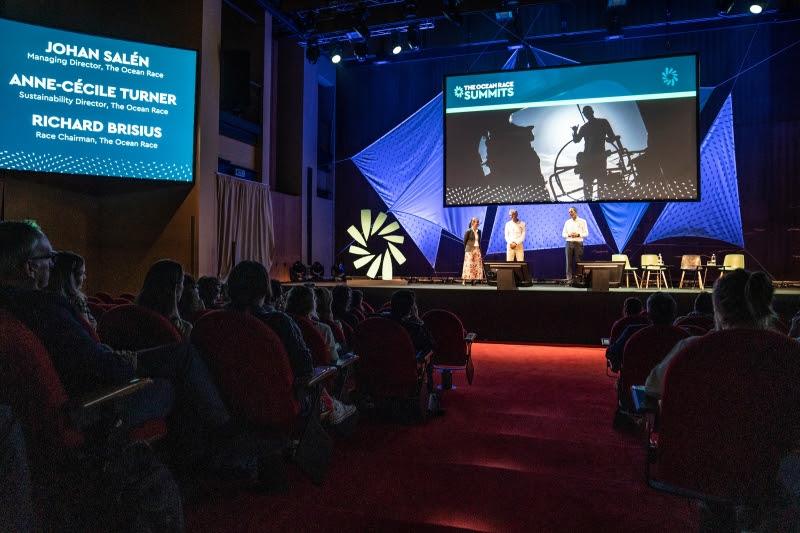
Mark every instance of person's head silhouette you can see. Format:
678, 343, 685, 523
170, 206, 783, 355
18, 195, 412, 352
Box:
582, 106, 595, 120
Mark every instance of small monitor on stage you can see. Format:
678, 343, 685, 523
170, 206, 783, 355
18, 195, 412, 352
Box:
577, 261, 626, 292
485, 261, 532, 290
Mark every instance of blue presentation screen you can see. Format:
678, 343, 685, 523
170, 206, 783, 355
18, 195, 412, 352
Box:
444, 54, 698, 206
0, 18, 197, 182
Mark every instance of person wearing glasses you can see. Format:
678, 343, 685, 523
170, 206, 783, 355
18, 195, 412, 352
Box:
0, 220, 280, 484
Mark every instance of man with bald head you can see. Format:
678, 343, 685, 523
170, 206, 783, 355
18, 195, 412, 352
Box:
504, 209, 526, 261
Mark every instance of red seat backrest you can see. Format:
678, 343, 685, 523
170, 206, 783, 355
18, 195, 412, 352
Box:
657, 330, 800, 501
118, 293, 136, 302
88, 301, 106, 321
674, 314, 714, 332
353, 317, 419, 398
680, 324, 708, 337
362, 301, 375, 315
290, 314, 332, 365
321, 318, 346, 346
94, 292, 113, 304
340, 320, 354, 344
621, 325, 689, 393
351, 309, 366, 322
422, 309, 467, 366
610, 314, 650, 344
0, 310, 84, 450
97, 304, 181, 351
191, 311, 299, 431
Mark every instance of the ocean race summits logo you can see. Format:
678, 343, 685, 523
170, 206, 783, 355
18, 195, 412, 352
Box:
661, 67, 678, 87
453, 80, 514, 101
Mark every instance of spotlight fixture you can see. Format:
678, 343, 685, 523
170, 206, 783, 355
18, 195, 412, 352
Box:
391, 32, 403, 55
305, 40, 320, 64
749, 1, 767, 13
406, 25, 420, 51
353, 40, 368, 62
331, 47, 342, 64
442, 0, 463, 26
715, 0, 735, 15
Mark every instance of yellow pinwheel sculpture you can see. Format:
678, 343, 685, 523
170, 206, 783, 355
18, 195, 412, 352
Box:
347, 210, 407, 280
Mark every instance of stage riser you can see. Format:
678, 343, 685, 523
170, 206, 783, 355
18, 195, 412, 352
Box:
353, 287, 798, 345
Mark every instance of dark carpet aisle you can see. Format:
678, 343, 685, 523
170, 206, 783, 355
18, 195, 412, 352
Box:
186, 343, 697, 532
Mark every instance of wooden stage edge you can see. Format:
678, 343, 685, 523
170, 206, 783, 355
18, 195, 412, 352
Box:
289, 280, 800, 345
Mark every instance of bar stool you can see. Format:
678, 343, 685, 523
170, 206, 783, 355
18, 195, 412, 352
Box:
612, 254, 640, 288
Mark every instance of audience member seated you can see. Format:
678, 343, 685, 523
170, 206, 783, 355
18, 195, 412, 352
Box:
314, 286, 347, 347
286, 285, 340, 363
0, 221, 269, 482
609, 297, 648, 345
197, 275, 222, 309
646, 269, 777, 395
332, 284, 360, 331
178, 273, 205, 323
284, 285, 356, 423
45, 251, 97, 330
381, 290, 440, 413
270, 278, 286, 310
606, 292, 675, 372
350, 289, 367, 321
137, 260, 193, 339
225, 261, 313, 385
673, 291, 714, 330
382, 289, 434, 355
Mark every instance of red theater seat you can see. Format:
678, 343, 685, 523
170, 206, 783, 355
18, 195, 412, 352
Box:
118, 293, 136, 302
0, 309, 168, 529
423, 309, 477, 386
94, 292, 113, 304
674, 314, 714, 332
97, 304, 181, 351
610, 314, 650, 345
618, 325, 689, 413
192, 311, 299, 430
362, 301, 375, 315
192, 310, 336, 482
648, 329, 800, 506
680, 324, 707, 337
321, 318, 346, 346
353, 317, 431, 418
290, 314, 333, 366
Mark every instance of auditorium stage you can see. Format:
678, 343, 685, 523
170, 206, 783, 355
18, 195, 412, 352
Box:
301, 281, 800, 345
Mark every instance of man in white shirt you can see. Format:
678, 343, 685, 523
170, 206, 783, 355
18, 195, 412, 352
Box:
504, 209, 526, 261
562, 207, 588, 280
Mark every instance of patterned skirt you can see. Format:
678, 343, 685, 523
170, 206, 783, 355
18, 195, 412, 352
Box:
462, 248, 484, 280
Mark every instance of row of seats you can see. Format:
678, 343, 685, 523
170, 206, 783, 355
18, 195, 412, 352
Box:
605, 285, 800, 529
613, 253, 745, 289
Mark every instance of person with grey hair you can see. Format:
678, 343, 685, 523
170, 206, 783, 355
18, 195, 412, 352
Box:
504, 209, 526, 261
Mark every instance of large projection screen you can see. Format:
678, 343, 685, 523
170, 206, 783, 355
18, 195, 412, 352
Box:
444, 54, 699, 206
0, 18, 197, 183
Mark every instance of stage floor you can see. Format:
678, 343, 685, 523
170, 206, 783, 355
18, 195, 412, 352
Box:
295, 281, 800, 344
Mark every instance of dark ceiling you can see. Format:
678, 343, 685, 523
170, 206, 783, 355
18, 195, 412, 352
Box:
244, 0, 799, 63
